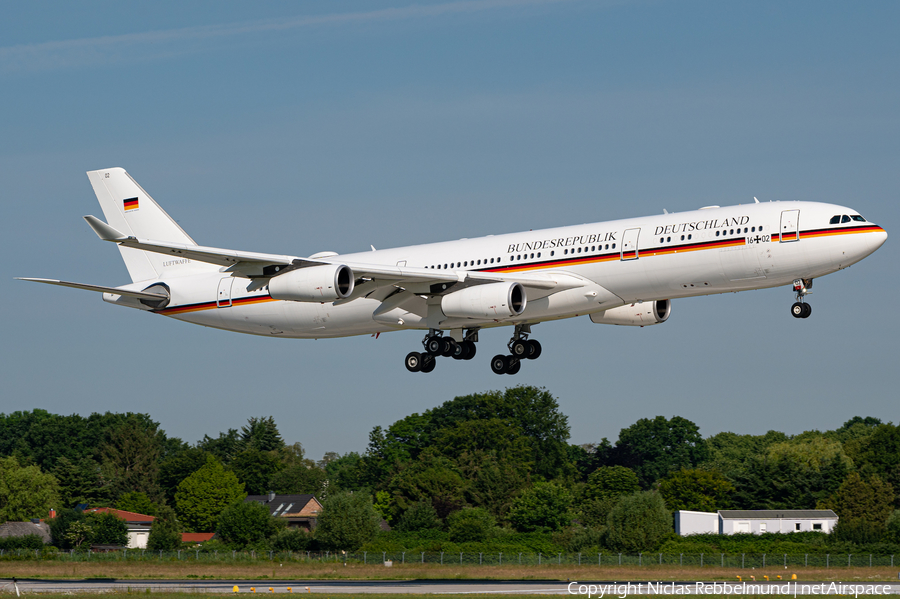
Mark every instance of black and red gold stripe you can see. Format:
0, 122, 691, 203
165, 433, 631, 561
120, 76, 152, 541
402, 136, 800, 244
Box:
123, 197, 139, 211
157, 294, 278, 315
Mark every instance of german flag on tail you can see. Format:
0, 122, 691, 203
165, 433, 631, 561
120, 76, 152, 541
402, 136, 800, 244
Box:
123, 197, 139, 211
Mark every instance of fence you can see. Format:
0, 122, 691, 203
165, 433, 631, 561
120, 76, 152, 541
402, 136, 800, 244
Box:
0, 549, 896, 568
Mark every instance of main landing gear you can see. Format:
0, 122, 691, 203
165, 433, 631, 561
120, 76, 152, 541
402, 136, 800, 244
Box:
404, 329, 478, 373
490, 324, 542, 375
790, 278, 813, 319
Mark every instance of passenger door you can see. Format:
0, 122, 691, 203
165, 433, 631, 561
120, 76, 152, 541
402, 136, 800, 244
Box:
780, 210, 800, 242
621, 228, 640, 260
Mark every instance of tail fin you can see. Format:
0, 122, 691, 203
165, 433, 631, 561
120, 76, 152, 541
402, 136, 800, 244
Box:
87, 168, 212, 283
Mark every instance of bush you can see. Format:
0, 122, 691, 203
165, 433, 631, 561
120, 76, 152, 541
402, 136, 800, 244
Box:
395, 501, 441, 532
605, 491, 671, 552
833, 519, 885, 544
88, 511, 129, 546
885, 510, 900, 543
508, 482, 572, 532
316, 491, 381, 551
447, 507, 496, 543
216, 500, 281, 549
0, 534, 46, 551
147, 506, 182, 551
270, 527, 311, 551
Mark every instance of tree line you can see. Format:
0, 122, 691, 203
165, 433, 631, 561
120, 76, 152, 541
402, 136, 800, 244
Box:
1, 387, 898, 554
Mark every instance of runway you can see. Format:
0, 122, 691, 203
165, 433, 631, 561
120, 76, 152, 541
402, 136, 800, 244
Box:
5, 578, 900, 595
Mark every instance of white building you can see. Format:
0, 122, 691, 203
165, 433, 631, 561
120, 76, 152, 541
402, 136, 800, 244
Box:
674, 509, 839, 536
674, 510, 719, 535
718, 510, 838, 534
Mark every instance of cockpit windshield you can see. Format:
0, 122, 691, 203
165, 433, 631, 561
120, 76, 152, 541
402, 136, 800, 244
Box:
830, 214, 867, 224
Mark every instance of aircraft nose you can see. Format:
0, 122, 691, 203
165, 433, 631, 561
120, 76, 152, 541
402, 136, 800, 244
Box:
869, 226, 888, 252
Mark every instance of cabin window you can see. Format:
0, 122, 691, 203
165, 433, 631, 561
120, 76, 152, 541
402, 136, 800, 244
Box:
537, 252, 541, 258
551, 251, 555, 256
564, 249, 568, 254
759, 225, 764, 231
612, 243, 616, 249
688, 234, 692, 240
591, 246, 595, 251
680, 235, 685, 241
530, 253, 534, 259
490, 258, 494, 263
660, 238, 664, 243
666, 237, 671, 242
716, 231, 720, 237
577, 247, 581, 253
605, 244, 609, 250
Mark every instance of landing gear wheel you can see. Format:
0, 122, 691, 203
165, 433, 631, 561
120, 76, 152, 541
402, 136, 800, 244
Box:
526, 339, 542, 360
791, 302, 805, 318
464, 341, 477, 360
425, 335, 443, 355
440, 338, 455, 357
510, 339, 529, 358
404, 352, 423, 373
421, 354, 436, 373
506, 358, 521, 375
801, 303, 812, 318
490, 354, 508, 375
451, 341, 466, 360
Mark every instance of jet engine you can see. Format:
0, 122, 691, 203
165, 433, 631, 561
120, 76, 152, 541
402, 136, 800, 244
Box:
589, 299, 671, 326
268, 264, 355, 302
441, 282, 526, 319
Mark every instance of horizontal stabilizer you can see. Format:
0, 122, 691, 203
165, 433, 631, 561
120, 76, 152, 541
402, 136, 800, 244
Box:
84, 215, 127, 241
15, 278, 168, 300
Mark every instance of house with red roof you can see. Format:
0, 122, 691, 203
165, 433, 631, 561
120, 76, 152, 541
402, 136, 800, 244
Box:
83, 507, 155, 549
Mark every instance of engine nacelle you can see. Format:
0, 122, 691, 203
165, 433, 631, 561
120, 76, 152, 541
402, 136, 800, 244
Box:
441, 282, 526, 319
589, 299, 671, 326
268, 264, 355, 302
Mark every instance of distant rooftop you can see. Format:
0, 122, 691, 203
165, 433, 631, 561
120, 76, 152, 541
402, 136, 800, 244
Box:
719, 510, 838, 520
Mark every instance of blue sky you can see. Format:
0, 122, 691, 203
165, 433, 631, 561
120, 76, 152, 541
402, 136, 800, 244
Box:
2, 0, 898, 461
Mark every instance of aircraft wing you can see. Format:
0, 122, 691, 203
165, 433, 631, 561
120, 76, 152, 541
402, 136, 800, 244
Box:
83, 215, 580, 294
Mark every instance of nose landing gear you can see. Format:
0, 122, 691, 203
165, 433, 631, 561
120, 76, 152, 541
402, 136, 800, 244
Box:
790, 278, 813, 319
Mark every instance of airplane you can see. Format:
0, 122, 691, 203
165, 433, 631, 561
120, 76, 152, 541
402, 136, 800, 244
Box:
20, 168, 887, 375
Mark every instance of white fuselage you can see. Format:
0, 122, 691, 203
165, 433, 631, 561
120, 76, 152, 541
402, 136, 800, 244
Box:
106, 200, 886, 338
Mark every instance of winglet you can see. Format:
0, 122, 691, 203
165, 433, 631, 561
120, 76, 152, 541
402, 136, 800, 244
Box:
84, 215, 128, 241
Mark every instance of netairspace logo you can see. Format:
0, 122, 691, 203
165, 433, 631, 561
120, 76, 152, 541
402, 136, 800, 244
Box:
567, 581, 893, 598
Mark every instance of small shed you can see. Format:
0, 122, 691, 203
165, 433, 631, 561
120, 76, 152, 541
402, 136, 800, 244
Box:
84, 508, 155, 548
718, 510, 838, 534
675, 510, 719, 535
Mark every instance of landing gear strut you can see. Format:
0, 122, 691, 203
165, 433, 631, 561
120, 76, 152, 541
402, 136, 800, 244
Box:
404, 329, 478, 373
491, 324, 542, 375
790, 278, 813, 319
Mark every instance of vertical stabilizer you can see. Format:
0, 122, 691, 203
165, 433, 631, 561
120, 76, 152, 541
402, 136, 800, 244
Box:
87, 168, 212, 283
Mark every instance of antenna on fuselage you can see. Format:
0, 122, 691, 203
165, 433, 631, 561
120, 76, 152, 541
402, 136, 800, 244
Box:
754, 197, 760, 203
